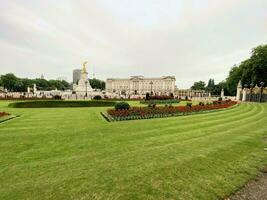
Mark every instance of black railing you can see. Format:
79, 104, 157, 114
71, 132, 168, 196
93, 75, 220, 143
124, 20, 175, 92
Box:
246, 93, 267, 102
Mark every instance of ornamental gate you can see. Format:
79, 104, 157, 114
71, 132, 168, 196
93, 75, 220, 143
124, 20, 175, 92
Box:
236, 81, 267, 102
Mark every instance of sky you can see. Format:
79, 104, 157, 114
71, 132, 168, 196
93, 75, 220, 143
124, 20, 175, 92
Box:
0, 0, 266, 88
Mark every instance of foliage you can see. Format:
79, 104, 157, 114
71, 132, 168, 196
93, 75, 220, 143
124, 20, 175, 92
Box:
145, 93, 150, 100
140, 99, 179, 104
206, 79, 215, 92
146, 95, 174, 100
93, 95, 102, 100
205, 79, 227, 96
191, 81, 206, 90
186, 102, 192, 108
0, 73, 18, 92
114, 102, 130, 111
89, 78, 105, 90
107, 101, 237, 121
0, 73, 71, 92
225, 44, 267, 95
199, 102, 205, 106
148, 103, 156, 108
8, 100, 116, 108
52, 95, 62, 100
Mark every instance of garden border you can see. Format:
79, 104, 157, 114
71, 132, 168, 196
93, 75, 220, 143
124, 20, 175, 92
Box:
101, 104, 239, 122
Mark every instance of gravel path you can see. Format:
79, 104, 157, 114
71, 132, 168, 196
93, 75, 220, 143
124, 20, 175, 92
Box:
229, 169, 267, 200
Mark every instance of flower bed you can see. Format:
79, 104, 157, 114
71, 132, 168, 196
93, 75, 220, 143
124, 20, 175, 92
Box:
0, 112, 10, 118
105, 101, 237, 121
147, 95, 174, 100
140, 99, 180, 104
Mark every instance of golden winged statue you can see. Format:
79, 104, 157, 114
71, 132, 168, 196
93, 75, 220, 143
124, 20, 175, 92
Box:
82, 61, 88, 73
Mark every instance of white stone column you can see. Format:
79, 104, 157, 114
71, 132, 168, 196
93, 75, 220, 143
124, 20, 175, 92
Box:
221, 88, 224, 98
33, 84, 37, 94
236, 80, 242, 101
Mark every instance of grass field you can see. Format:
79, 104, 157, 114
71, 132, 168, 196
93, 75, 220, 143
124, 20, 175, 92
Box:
0, 101, 266, 200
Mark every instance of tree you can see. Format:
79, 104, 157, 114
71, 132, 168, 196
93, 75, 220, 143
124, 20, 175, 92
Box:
48, 80, 69, 91
89, 78, 105, 90
0, 73, 71, 92
0, 73, 18, 92
34, 78, 49, 90
206, 78, 215, 94
191, 81, 206, 90
250, 45, 267, 84
225, 65, 242, 96
225, 44, 267, 95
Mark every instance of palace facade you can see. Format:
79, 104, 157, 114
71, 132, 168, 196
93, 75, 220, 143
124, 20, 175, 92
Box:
106, 76, 176, 95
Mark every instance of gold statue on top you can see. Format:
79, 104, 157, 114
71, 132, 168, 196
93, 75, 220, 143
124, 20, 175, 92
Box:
82, 61, 88, 73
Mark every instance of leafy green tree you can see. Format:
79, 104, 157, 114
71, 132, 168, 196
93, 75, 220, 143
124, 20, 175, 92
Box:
249, 45, 267, 84
48, 80, 69, 91
0, 73, 71, 92
89, 78, 105, 90
225, 65, 242, 95
206, 79, 215, 94
225, 44, 267, 95
191, 81, 206, 90
0, 73, 18, 91
34, 78, 49, 90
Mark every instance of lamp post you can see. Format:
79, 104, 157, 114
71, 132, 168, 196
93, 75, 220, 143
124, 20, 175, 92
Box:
85, 80, 88, 98
149, 81, 153, 95
260, 81, 264, 102
249, 83, 254, 102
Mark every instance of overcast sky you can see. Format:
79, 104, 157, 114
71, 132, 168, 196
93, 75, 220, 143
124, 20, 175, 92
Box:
0, 0, 266, 88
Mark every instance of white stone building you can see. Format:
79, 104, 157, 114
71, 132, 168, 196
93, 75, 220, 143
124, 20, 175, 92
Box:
106, 76, 176, 95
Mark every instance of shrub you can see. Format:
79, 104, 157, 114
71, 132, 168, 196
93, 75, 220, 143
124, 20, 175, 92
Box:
114, 102, 130, 111
218, 97, 222, 101
52, 95, 62, 100
8, 100, 116, 108
140, 99, 179, 104
213, 101, 218, 105
147, 95, 173, 100
145, 93, 150, 100
186, 102, 192, 108
93, 95, 102, 100
199, 102, 205, 106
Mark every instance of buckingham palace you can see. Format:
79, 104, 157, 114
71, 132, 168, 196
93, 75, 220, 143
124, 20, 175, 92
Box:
106, 76, 176, 95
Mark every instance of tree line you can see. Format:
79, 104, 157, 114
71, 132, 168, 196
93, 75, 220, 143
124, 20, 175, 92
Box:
0, 73, 106, 92
191, 44, 267, 96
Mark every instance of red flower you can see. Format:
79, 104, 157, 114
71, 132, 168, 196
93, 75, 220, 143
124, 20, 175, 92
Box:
107, 101, 237, 119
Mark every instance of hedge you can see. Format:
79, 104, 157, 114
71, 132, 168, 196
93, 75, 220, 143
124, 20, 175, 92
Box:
8, 100, 117, 108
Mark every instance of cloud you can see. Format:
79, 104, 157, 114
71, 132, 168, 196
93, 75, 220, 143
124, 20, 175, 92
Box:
0, 0, 266, 88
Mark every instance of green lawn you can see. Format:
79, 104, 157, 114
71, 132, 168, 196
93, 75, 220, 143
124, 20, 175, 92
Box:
0, 101, 266, 200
